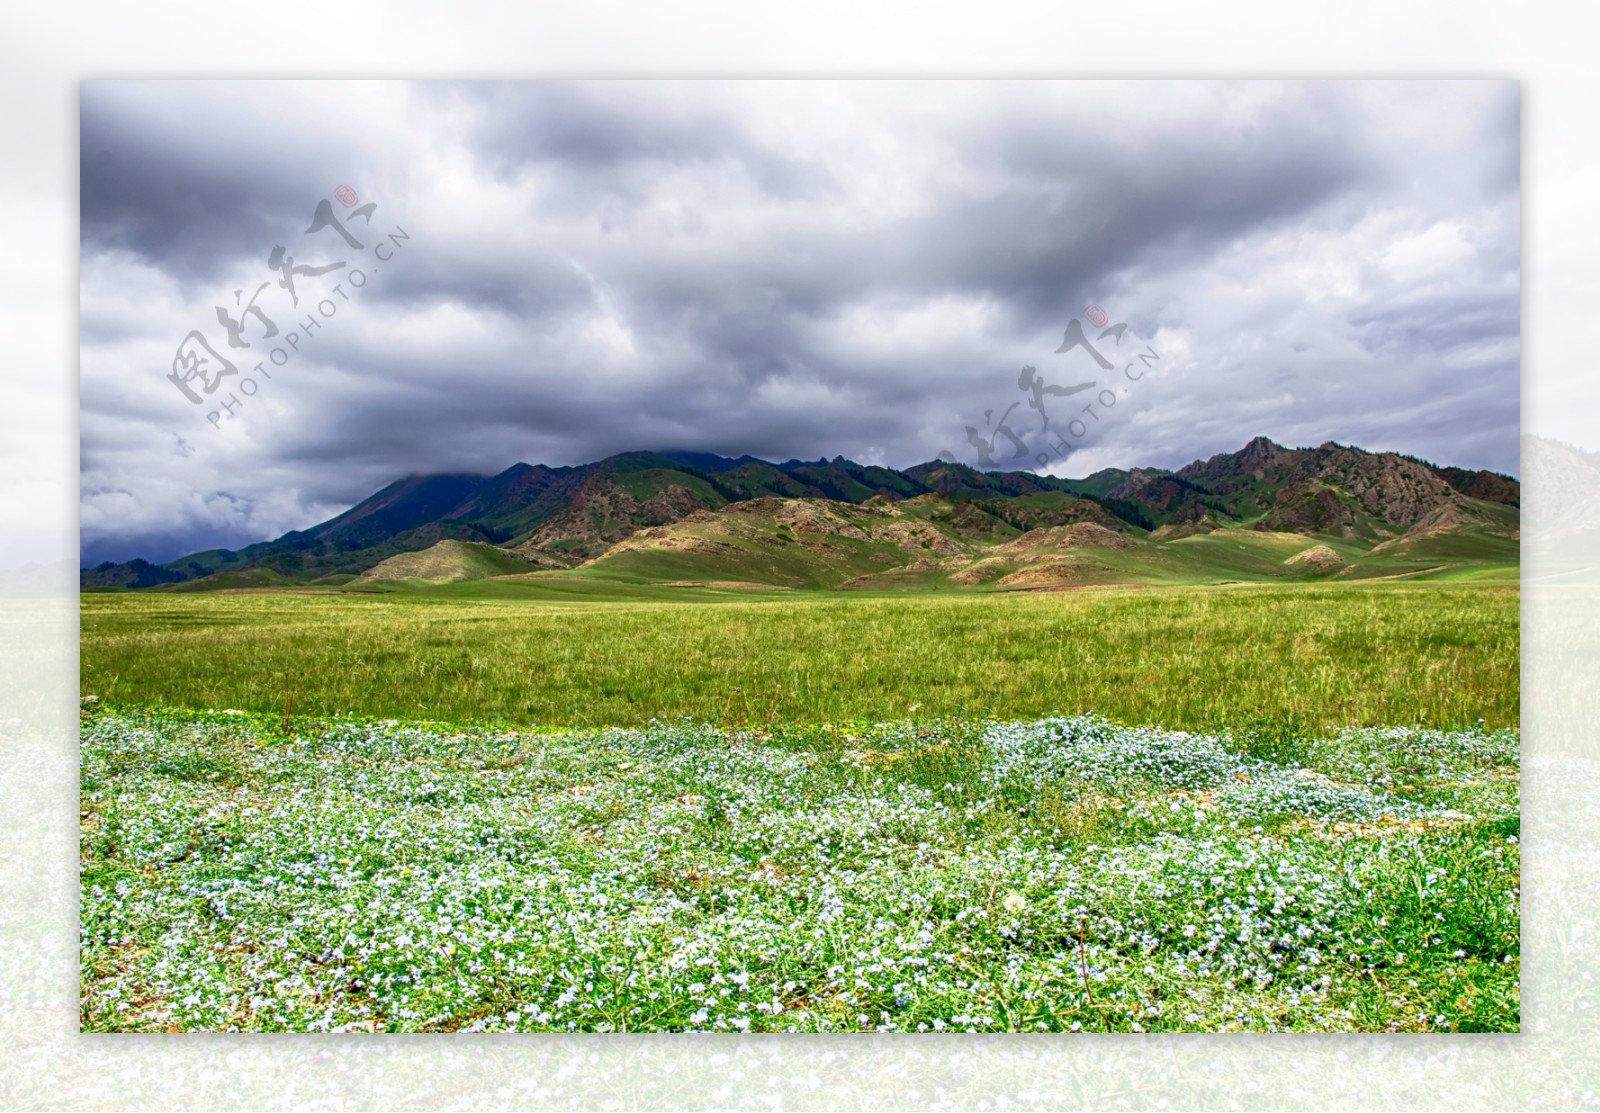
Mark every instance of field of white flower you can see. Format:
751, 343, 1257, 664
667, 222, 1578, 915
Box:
79, 706, 1520, 1033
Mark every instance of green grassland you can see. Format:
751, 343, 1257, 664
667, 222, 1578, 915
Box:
80, 581, 1518, 732
79, 705, 1520, 1033
79, 574, 1520, 1034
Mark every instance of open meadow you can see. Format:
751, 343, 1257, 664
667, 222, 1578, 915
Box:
80, 581, 1518, 732
79, 581, 1520, 1033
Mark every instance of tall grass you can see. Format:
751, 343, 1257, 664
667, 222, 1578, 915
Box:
79, 582, 1518, 731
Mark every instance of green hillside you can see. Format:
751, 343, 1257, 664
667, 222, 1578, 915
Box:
355, 540, 546, 583
82, 438, 1520, 593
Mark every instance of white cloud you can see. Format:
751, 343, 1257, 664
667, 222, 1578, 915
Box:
1381, 220, 1478, 284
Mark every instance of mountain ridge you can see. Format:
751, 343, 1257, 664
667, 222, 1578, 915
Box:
82, 438, 1520, 591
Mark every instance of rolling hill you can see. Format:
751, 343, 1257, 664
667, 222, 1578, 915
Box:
82, 437, 1519, 592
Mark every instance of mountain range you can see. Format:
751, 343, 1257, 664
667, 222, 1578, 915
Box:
82, 437, 1521, 592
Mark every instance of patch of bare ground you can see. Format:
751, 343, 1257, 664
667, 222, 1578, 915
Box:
1285, 544, 1344, 572
994, 557, 1100, 587
996, 522, 1136, 553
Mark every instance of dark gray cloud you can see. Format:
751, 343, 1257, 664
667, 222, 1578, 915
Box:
79, 80, 1521, 565
441, 81, 840, 202
81, 82, 364, 291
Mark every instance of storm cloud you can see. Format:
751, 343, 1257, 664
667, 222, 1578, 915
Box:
79, 79, 1520, 565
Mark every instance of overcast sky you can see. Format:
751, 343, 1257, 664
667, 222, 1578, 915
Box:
80, 79, 1520, 566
